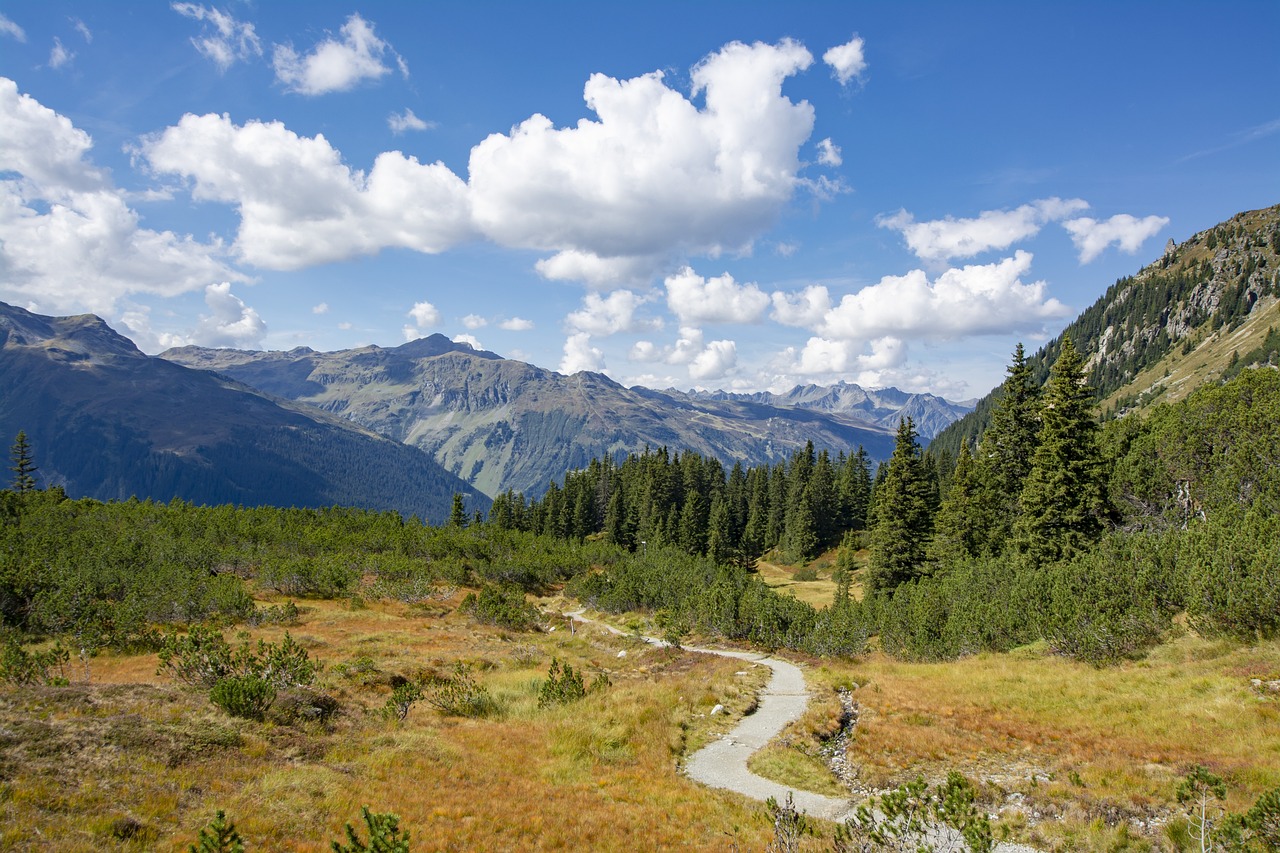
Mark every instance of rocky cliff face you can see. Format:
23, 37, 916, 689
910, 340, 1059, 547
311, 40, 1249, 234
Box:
164, 336, 905, 498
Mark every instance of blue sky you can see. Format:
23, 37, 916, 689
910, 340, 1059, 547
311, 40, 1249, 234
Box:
1, 2, 1276, 400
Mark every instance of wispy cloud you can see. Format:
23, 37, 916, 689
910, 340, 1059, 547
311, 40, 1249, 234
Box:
49, 38, 74, 69
172, 3, 262, 71
0, 13, 25, 42
388, 108, 433, 134
1178, 117, 1280, 163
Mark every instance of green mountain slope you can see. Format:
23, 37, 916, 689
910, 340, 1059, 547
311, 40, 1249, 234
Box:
163, 338, 903, 498
0, 302, 488, 521
931, 204, 1280, 460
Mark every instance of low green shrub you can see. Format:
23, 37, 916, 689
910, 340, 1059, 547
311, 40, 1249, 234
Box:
425, 662, 498, 718
0, 635, 70, 685
460, 584, 540, 631
209, 674, 276, 720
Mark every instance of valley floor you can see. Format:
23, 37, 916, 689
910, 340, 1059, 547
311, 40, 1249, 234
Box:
2, 594, 1277, 851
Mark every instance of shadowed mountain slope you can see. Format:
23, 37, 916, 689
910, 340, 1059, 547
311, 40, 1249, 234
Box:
0, 303, 487, 521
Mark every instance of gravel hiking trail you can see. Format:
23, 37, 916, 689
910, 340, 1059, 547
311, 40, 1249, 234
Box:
562, 609, 1039, 851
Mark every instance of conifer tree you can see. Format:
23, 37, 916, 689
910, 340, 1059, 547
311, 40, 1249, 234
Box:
447, 493, 468, 528
9, 431, 37, 493
839, 446, 873, 531
783, 485, 819, 563
927, 441, 992, 570
867, 418, 934, 592
1014, 336, 1108, 564
973, 343, 1040, 553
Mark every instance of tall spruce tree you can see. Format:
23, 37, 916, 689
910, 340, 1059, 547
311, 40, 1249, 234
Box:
9, 431, 37, 494
976, 343, 1040, 551
1014, 335, 1108, 564
867, 417, 935, 592
927, 441, 992, 570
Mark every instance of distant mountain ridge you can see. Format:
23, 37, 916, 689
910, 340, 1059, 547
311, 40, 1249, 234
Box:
0, 302, 487, 521
684, 381, 972, 439
163, 337, 926, 499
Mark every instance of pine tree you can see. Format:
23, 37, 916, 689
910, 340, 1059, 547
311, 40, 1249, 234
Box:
447, 493, 468, 528
1014, 336, 1108, 564
927, 441, 992, 570
976, 343, 1040, 552
867, 418, 934, 592
9, 431, 37, 493
839, 446, 873, 531
979, 344, 1039, 494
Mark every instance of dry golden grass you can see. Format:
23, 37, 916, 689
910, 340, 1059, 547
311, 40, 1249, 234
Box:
806, 634, 1280, 848
756, 556, 838, 609
0, 596, 782, 851
5, 589, 1279, 851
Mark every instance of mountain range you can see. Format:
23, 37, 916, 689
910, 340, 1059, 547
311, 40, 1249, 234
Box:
162, 340, 948, 498
0, 302, 487, 522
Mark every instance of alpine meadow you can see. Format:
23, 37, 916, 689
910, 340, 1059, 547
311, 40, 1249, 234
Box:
2, 3, 1279, 851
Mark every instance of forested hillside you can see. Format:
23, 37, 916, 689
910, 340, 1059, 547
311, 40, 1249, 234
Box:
930, 204, 1280, 463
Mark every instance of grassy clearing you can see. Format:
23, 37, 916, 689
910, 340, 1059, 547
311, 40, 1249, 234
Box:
804, 633, 1280, 849
756, 554, 839, 609
0, 595, 781, 851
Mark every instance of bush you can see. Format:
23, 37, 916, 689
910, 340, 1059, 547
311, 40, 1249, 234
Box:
537, 658, 607, 708
460, 584, 540, 631
425, 662, 498, 718
331, 806, 410, 853
383, 681, 425, 721
0, 635, 70, 685
189, 809, 245, 853
210, 674, 276, 720
157, 627, 320, 691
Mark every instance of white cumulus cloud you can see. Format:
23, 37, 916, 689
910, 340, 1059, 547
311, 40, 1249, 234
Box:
823, 35, 866, 85
664, 267, 770, 325
453, 333, 483, 351
471, 39, 817, 283
818, 251, 1070, 341
689, 338, 737, 379
273, 13, 405, 96
630, 326, 737, 381
1063, 213, 1169, 263
499, 317, 534, 331
559, 332, 605, 374
816, 137, 842, 166
770, 284, 831, 327
403, 300, 442, 339
143, 113, 474, 269
878, 198, 1090, 262
193, 282, 266, 348
172, 3, 262, 71
462, 313, 487, 330
0, 78, 240, 315
565, 290, 659, 336
311, 302, 329, 314
388, 108, 432, 134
